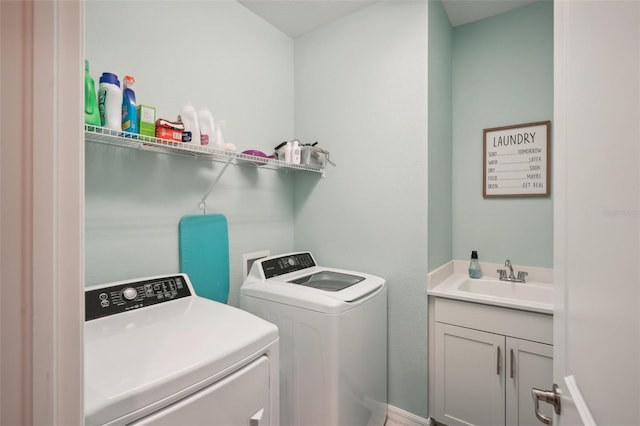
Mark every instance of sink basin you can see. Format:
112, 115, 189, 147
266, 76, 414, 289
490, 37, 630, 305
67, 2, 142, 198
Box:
428, 274, 554, 313
458, 278, 553, 304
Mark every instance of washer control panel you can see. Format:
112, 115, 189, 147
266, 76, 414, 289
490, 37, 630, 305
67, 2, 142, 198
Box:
262, 252, 316, 279
85, 275, 192, 321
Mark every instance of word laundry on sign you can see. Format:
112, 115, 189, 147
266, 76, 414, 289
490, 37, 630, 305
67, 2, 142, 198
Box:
493, 132, 536, 147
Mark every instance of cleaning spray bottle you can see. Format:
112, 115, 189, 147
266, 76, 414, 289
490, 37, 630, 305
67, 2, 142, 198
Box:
84, 60, 101, 126
121, 75, 138, 134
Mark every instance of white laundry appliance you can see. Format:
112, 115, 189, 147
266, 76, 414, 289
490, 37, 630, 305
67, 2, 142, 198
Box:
240, 252, 387, 426
84, 273, 279, 425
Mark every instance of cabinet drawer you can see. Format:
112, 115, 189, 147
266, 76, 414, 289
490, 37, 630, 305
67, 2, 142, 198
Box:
435, 297, 552, 345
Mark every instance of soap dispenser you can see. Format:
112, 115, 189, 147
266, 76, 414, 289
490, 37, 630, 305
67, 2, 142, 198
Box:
468, 250, 482, 279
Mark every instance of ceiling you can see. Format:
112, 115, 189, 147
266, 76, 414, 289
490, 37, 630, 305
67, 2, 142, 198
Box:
442, 0, 538, 27
238, 0, 540, 39
238, 1, 377, 38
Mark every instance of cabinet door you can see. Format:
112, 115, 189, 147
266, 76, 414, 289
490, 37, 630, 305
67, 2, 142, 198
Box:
506, 338, 553, 426
435, 323, 505, 426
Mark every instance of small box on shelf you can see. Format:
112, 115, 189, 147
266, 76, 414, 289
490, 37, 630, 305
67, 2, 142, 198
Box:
137, 104, 156, 137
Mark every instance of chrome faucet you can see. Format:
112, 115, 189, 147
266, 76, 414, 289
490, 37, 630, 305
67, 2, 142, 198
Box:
505, 259, 515, 279
497, 259, 528, 283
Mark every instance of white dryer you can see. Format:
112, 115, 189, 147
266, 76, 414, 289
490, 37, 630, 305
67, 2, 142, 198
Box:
240, 252, 387, 426
84, 273, 279, 425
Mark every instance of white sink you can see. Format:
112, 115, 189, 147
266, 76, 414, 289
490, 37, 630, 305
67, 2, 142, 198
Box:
458, 278, 553, 304
428, 274, 554, 314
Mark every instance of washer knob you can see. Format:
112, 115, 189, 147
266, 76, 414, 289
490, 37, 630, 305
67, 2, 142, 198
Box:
122, 287, 137, 301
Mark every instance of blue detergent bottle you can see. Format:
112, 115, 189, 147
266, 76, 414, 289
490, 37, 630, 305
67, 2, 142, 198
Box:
121, 75, 138, 134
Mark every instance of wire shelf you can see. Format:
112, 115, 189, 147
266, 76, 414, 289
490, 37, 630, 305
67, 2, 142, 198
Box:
84, 125, 325, 175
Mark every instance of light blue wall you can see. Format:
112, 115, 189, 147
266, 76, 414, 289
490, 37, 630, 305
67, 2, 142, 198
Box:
86, 0, 429, 417
452, 0, 554, 267
85, 0, 552, 418
85, 0, 300, 306
293, 2, 428, 418
428, 0, 453, 271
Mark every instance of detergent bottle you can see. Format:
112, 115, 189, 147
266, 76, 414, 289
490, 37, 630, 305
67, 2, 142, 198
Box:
98, 72, 122, 130
197, 108, 214, 146
291, 140, 301, 164
121, 75, 138, 134
84, 60, 101, 126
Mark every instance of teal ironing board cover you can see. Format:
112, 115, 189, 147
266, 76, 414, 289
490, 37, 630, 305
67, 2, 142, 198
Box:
178, 214, 229, 303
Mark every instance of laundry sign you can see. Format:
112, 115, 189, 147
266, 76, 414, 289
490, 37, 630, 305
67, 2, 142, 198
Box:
483, 121, 551, 197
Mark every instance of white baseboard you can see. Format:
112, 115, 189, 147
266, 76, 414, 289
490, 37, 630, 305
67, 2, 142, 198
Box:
386, 405, 430, 426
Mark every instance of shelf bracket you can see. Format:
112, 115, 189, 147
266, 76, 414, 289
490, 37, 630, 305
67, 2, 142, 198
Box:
199, 156, 233, 214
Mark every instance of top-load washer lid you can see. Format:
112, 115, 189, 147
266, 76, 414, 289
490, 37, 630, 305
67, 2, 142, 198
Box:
240, 252, 387, 314
84, 274, 278, 426
287, 271, 365, 291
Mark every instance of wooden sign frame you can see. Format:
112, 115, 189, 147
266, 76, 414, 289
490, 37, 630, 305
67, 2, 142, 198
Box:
483, 120, 551, 198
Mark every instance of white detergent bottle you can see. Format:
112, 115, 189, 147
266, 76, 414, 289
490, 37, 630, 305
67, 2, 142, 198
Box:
178, 104, 200, 145
197, 108, 214, 147
291, 140, 301, 164
283, 141, 292, 163
98, 72, 123, 130
214, 120, 226, 150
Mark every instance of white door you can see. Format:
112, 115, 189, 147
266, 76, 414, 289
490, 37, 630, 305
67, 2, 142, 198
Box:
552, 1, 640, 425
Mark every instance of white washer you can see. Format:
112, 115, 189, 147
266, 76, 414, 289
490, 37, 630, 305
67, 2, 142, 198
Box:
84, 273, 279, 426
240, 252, 387, 426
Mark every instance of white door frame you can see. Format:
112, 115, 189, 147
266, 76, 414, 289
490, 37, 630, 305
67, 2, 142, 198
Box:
1, 0, 84, 424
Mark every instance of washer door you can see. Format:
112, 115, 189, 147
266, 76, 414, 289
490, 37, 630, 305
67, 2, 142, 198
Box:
130, 356, 271, 426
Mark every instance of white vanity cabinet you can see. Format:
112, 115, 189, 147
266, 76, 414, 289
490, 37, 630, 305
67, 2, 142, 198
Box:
433, 297, 553, 426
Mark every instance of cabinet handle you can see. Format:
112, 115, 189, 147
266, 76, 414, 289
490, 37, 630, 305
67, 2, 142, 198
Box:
496, 346, 501, 375
510, 348, 515, 379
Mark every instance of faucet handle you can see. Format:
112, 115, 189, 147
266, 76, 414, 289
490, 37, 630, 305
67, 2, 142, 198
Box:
517, 271, 528, 282
497, 269, 507, 279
